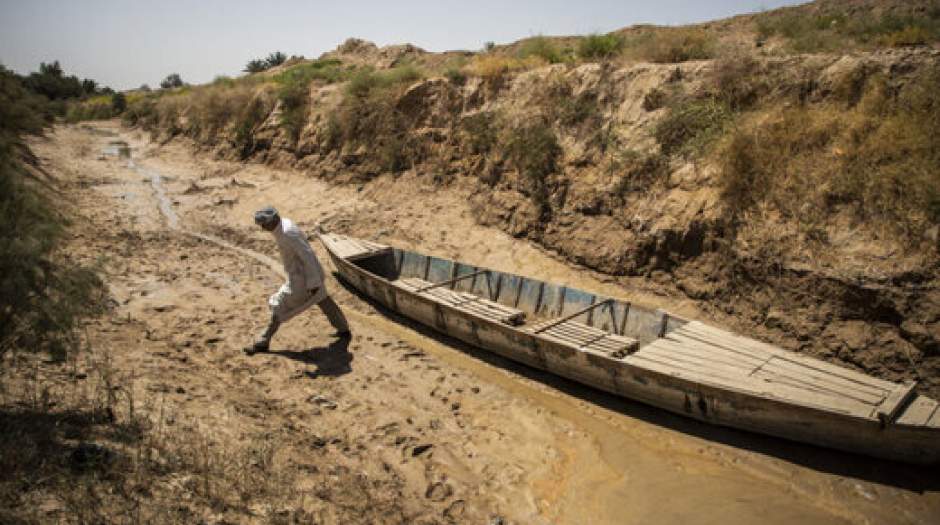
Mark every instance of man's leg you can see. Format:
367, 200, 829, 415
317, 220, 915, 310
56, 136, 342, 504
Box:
247, 312, 280, 354
317, 296, 350, 335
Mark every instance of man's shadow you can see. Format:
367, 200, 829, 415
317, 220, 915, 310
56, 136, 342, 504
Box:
267, 337, 353, 378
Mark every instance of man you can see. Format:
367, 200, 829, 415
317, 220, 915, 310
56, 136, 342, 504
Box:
246, 206, 350, 355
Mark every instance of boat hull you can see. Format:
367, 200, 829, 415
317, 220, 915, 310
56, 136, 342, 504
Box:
322, 238, 940, 465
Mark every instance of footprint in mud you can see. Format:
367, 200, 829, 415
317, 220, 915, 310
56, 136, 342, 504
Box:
425, 481, 453, 502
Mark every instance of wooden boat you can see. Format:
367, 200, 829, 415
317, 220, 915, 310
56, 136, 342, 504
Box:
319, 233, 940, 464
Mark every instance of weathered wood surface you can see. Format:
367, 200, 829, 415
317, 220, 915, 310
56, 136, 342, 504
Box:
626, 320, 915, 421
529, 318, 638, 357
395, 277, 526, 325
320, 233, 391, 261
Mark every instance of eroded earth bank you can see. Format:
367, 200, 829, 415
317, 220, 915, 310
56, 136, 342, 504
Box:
5, 122, 937, 524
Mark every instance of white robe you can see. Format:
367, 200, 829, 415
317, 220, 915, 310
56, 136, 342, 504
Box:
268, 218, 328, 322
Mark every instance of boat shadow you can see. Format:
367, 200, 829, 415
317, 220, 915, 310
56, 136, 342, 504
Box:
334, 276, 940, 492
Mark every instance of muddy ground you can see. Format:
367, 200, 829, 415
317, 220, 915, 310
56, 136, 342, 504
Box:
6, 122, 939, 523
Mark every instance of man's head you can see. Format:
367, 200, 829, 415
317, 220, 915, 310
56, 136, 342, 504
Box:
254, 206, 280, 232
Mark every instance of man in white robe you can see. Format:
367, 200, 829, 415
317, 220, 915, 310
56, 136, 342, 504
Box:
246, 206, 350, 354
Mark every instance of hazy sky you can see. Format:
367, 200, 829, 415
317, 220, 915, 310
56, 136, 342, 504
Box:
0, 0, 804, 90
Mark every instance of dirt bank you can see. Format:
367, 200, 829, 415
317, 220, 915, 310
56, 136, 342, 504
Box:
5, 122, 937, 523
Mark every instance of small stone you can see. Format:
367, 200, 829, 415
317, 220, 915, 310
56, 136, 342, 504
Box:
412, 444, 433, 456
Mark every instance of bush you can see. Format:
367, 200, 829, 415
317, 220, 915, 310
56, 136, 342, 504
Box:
160, 73, 184, 89
110, 92, 126, 114
265, 51, 287, 68
626, 28, 715, 63
324, 65, 429, 174
244, 59, 268, 73
0, 66, 105, 361
501, 120, 560, 202
518, 35, 563, 64
444, 67, 467, 86
274, 59, 347, 87
654, 99, 731, 156
578, 33, 625, 60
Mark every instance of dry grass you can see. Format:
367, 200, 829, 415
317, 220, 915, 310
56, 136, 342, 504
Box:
0, 349, 317, 524
622, 27, 716, 63
717, 65, 940, 244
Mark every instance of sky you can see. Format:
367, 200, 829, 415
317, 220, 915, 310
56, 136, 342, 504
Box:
0, 0, 804, 90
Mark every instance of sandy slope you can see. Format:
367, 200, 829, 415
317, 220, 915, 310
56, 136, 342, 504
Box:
22, 121, 940, 524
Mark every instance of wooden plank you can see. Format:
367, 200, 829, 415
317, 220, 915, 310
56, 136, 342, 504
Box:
876, 381, 919, 425
762, 358, 888, 400
752, 369, 882, 406
628, 353, 754, 390
665, 333, 768, 366
640, 344, 756, 377
679, 323, 895, 393
645, 340, 760, 373
896, 396, 939, 427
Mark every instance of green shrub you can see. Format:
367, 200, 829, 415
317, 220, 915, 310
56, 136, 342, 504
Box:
626, 28, 715, 63
110, 92, 126, 114
501, 120, 560, 195
578, 33, 625, 60
459, 112, 498, 155
0, 66, 105, 361
518, 35, 563, 64
277, 81, 308, 143
274, 59, 347, 86
654, 99, 731, 156
444, 67, 467, 86
160, 73, 184, 89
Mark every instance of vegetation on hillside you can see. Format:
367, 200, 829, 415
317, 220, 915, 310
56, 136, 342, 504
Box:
0, 65, 105, 362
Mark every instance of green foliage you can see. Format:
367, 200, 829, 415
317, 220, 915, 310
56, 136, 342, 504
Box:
23, 61, 83, 102
244, 59, 268, 73
501, 120, 561, 201
755, 9, 940, 53
0, 66, 105, 361
277, 81, 308, 143
444, 67, 467, 86
110, 92, 126, 114
577, 33, 625, 60
654, 99, 731, 156
459, 112, 498, 155
624, 28, 715, 63
518, 35, 563, 64
344, 65, 423, 98
265, 51, 287, 68
160, 73, 184, 89
274, 59, 347, 86
483, 41, 496, 52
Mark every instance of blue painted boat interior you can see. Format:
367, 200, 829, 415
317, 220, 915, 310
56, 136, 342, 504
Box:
352, 247, 687, 347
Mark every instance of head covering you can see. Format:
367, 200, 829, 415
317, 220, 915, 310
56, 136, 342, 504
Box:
254, 206, 279, 227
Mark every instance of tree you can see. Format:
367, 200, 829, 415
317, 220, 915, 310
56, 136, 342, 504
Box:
111, 92, 126, 114
160, 73, 184, 89
81, 78, 97, 95
244, 59, 268, 73
139, 84, 151, 92
265, 51, 287, 68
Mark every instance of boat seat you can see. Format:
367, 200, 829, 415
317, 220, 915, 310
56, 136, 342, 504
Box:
529, 319, 639, 358
320, 233, 392, 261
394, 278, 526, 325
